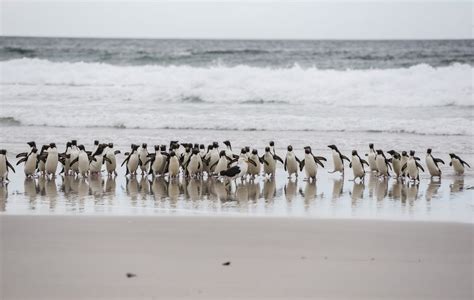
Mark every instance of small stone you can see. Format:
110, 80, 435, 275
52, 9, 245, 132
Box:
222, 261, 231, 266
126, 273, 136, 278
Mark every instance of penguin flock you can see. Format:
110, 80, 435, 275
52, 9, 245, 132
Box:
0, 140, 471, 183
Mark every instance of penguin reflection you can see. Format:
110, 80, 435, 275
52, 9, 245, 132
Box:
168, 178, 180, 203
407, 182, 419, 202
235, 181, 249, 208
426, 178, 441, 201
375, 177, 389, 201
299, 180, 317, 204
389, 179, 403, 201
210, 179, 230, 202
262, 178, 276, 203
89, 176, 104, 198
24, 177, 38, 201
284, 179, 298, 202
331, 178, 344, 199
126, 177, 139, 202
368, 173, 378, 199
187, 178, 202, 201
0, 183, 7, 212
247, 181, 260, 202
45, 177, 58, 210
450, 177, 464, 193
350, 181, 365, 204
139, 176, 150, 199
151, 177, 168, 200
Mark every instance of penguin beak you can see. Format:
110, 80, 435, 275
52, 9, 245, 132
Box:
247, 159, 257, 167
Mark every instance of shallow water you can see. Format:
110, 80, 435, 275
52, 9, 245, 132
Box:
1, 127, 472, 222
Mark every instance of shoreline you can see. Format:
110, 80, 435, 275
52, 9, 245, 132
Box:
1, 215, 472, 299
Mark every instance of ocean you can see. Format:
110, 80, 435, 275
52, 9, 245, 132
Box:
0, 37, 472, 220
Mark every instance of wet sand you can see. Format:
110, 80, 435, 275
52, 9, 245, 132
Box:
1, 216, 472, 299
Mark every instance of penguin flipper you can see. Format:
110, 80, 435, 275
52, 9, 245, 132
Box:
16, 152, 27, 158
16, 157, 27, 165
299, 159, 305, 172
341, 155, 350, 163
315, 156, 327, 162
315, 159, 325, 168
449, 161, 452, 166
361, 159, 369, 167
263, 159, 269, 166
434, 158, 445, 165
121, 155, 130, 167
103, 155, 112, 164
295, 156, 301, 164
6, 160, 15, 173
416, 162, 425, 172
70, 157, 79, 166
274, 155, 284, 164
114, 150, 121, 155
349, 162, 352, 168
401, 163, 407, 172
461, 160, 471, 168
284, 158, 287, 171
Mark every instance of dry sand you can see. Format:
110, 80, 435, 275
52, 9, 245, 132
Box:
1, 216, 472, 299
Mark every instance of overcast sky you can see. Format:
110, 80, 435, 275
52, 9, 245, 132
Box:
1, 1, 472, 39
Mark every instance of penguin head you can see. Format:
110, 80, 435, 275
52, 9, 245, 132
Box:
376, 149, 383, 155
154, 145, 160, 151
369, 143, 374, 149
192, 148, 199, 155
252, 149, 258, 155
41, 145, 49, 151
245, 146, 250, 153
219, 150, 226, 157
108, 142, 114, 148
78, 145, 85, 151
328, 144, 337, 151
265, 146, 270, 152
427, 148, 432, 154
66, 141, 71, 148
213, 141, 219, 148
142, 143, 147, 149
269, 141, 274, 147
0, 149, 6, 155
304, 146, 312, 152
94, 140, 99, 146
207, 144, 213, 151
402, 151, 408, 157
409, 150, 415, 157
49, 143, 56, 148
352, 150, 357, 156
305, 148, 310, 154
160, 145, 166, 151
240, 148, 247, 154
169, 151, 176, 157
71, 140, 77, 146
185, 147, 191, 153
387, 150, 395, 156
449, 153, 455, 159
223, 140, 231, 147
27, 141, 36, 148
31, 148, 38, 153
394, 153, 401, 159
200, 144, 205, 150
287, 145, 293, 152
132, 144, 139, 151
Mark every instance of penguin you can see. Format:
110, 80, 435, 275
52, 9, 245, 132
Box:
92, 140, 100, 154
425, 148, 444, 178
138, 143, 149, 175
401, 151, 409, 177
60, 142, 72, 175
211, 150, 233, 176
375, 149, 391, 177
349, 150, 369, 182
37, 144, 49, 176
16, 147, 38, 177
147, 145, 165, 177
247, 149, 261, 178
207, 143, 220, 174
186, 148, 202, 178
402, 150, 424, 182
69, 140, 80, 175
223, 140, 239, 160
15, 141, 36, 158
328, 144, 350, 175
269, 141, 276, 155
366, 143, 378, 172
219, 156, 257, 182
299, 147, 325, 181
0, 149, 15, 182
76, 145, 91, 178
121, 144, 140, 176
284, 145, 301, 178
449, 153, 470, 175
105, 142, 120, 176
387, 150, 402, 178
45, 143, 59, 177
167, 151, 180, 178
261, 146, 284, 177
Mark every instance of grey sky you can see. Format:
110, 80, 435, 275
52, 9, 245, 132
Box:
1, 1, 472, 39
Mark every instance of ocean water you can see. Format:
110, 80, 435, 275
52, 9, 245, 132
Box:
0, 37, 473, 220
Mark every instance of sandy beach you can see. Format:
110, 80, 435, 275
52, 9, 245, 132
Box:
1, 216, 472, 299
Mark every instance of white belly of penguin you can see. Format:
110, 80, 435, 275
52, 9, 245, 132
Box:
139, 151, 148, 172
406, 159, 418, 179
332, 151, 344, 172
89, 156, 103, 173
78, 153, 90, 176
70, 150, 79, 171
286, 156, 298, 175
426, 156, 440, 176
247, 155, 261, 176
168, 157, 180, 176
127, 154, 139, 173
351, 157, 364, 178
24, 154, 37, 176
45, 151, 58, 175
452, 159, 464, 174
304, 156, 317, 178
106, 154, 116, 172
187, 157, 200, 176
376, 156, 388, 175
152, 155, 165, 175
214, 157, 228, 174
0, 156, 6, 178
392, 159, 401, 177
263, 155, 276, 175
368, 152, 377, 171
